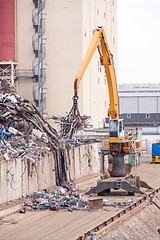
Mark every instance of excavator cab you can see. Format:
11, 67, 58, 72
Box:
109, 119, 124, 139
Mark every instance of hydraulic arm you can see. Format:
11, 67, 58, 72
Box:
73, 27, 119, 120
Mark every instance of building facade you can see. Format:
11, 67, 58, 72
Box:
119, 84, 160, 134
0, 0, 117, 129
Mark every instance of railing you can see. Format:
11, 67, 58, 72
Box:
32, 0, 46, 114
16, 69, 34, 78
32, 0, 45, 26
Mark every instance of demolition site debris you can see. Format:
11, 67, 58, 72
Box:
0, 78, 68, 186
19, 188, 134, 213
20, 188, 89, 212
51, 96, 90, 139
0, 78, 99, 189
0, 77, 104, 213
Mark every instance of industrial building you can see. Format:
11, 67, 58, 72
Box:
119, 83, 160, 134
0, 0, 117, 129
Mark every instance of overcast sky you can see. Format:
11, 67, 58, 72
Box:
117, 0, 160, 84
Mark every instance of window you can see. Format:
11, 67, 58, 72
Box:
146, 113, 150, 118
113, 17, 114, 22
110, 120, 118, 137
113, 37, 114, 43
98, 78, 100, 84
104, 12, 106, 18
127, 113, 131, 118
98, 61, 101, 72
113, 0, 114, 6
119, 121, 122, 133
97, 9, 99, 15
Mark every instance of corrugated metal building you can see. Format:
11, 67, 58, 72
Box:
119, 84, 160, 134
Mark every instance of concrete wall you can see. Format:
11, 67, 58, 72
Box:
0, 143, 104, 204
66, 143, 103, 180
0, 152, 55, 204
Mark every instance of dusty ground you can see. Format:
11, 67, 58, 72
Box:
0, 155, 160, 240
0, 198, 30, 211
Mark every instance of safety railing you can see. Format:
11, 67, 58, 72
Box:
32, 0, 47, 114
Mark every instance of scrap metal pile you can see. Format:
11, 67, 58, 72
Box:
20, 187, 134, 213
21, 187, 89, 212
0, 78, 67, 186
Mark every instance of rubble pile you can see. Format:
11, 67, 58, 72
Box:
0, 78, 68, 186
0, 122, 53, 162
20, 188, 134, 213
21, 188, 89, 212
0, 98, 58, 161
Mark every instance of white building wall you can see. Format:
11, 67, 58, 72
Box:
15, 0, 33, 69
139, 97, 157, 113
119, 87, 160, 114
119, 96, 158, 114
15, 0, 34, 101
81, 0, 117, 128
45, 0, 83, 120
158, 97, 160, 113
119, 97, 138, 113
15, 0, 117, 129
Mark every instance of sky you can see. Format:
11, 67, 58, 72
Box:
117, 0, 160, 84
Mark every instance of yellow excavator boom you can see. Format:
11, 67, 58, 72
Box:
74, 27, 119, 119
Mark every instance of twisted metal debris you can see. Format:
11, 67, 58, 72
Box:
51, 97, 90, 139
0, 78, 68, 186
